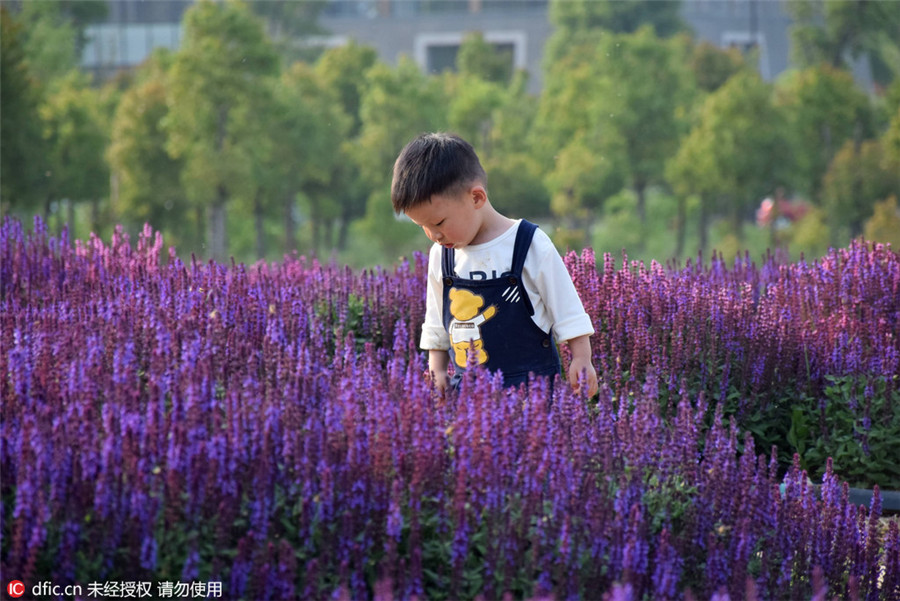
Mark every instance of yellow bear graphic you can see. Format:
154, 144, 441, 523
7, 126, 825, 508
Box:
448, 288, 497, 367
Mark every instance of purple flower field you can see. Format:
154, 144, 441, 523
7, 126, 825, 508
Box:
1, 217, 899, 600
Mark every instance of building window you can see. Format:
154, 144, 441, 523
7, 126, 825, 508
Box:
415, 31, 525, 75
722, 31, 770, 80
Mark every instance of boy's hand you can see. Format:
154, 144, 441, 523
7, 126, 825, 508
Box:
567, 356, 598, 397
565, 335, 598, 397
426, 369, 449, 392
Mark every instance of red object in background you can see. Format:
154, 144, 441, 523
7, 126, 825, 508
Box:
756, 188, 810, 227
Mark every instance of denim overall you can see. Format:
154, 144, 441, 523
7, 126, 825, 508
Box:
442, 220, 561, 389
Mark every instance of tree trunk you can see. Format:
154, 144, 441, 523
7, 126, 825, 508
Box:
285, 192, 297, 254
90, 197, 99, 235
211, 105, 230, 261
67, 199, 76, 237
44, 195, 53, 227
324, 220, 335, 254
310, 199, 320, 255
850, 121, 864, 236
337, 207, 351, 252
254, 188, 266, 260
209, 184, 228, 261
732, 198, 744, 244
698, 194, 709, 253
635, 180, 647, 225
109, 171, 119, 224
675, 195, 686, 258
818, 122, 833, 202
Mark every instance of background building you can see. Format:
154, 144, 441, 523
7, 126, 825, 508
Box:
81, 0, 873, 93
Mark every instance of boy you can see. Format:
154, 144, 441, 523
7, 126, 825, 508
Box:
391, 132, 598, 397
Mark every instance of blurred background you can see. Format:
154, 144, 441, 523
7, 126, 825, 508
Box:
2, 0, 899, 268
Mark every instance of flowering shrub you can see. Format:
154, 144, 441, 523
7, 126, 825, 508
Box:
566, 243, 900, 489
1, 217, 899, 600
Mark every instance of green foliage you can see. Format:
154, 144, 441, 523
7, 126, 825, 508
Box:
249, 0, 325, 64
39, 71, 110, 238
545, 135, 627, 223
108, 54, 192, 249
268, 61, 352, 256
483, 153, 550, 219
538, 26, 695, 235
352, 57, 445, 258
7, 0, 897, 268
886, 104, 900, 164
822, 138, 900, 240
164, 0, 280, 260
863, 195, 900, 248
774, 65, 872, 201
548, 0, 685, 38
788, 0, 900, 78
799, 375, 900, 489
533, 33, 606, 162
444, 75, 506, 151
0, 7, 48, 214
689, 40, 746, 93
675, 71, 790, 241
314, 41, 379, 137
457, 31, 514, 85
784, 206, 831, 261
15, 1, 79, 84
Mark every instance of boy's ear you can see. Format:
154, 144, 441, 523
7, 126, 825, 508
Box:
470, 185, 488, 208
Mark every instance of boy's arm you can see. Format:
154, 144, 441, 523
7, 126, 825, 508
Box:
526, 231, 597, 397
421, 244, 451, 391
564, 334, 598, 397
427, 349, 450, 391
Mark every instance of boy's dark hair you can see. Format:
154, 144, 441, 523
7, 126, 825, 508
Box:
391, 132, 487, 213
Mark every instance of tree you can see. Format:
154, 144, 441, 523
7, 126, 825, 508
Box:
535, 27, 694, 239
314, 42, 379, 251
315, 41, 378, 137
544, 134, 627, 248
788, 0, 900, 80
774, 64, 872, 202
39, 71, 110, 238
532, 36, 605, 164
689, 40, 746, 93
457, 31, 515, 85
666, 124, 721, 256
537, 27, 695, 235
108, 52, 192, 250
886, 104, 900, 164
483, 70, 538, 161
1, 7, 48, 217
595, 28, 695, 227
271, 62, 351, 256
548, 0, 685, 38
353, 57, 445, 258
484, 153, 550, 220
668, 71, 790, 244
164, 0, 279, 261
444, 75, 506, 154
249, 0, 327, 64
863, 196, 900, 248
821, 139, 900, 243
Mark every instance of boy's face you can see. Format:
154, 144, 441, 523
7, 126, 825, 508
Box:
404, 185, 487, 250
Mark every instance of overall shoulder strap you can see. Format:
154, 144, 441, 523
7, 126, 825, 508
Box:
509, 220, 538, 316
441, 246, 455, 279
510, 220, 538, 277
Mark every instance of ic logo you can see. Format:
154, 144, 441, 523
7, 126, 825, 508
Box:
7, 580, 25, 598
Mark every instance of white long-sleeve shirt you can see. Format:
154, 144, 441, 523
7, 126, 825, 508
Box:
420, 220, 594, 351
